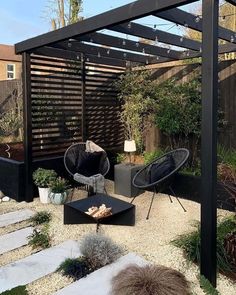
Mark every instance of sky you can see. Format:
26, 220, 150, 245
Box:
0, 0, 198, 46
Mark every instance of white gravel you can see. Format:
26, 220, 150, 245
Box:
0, 180, 235, 295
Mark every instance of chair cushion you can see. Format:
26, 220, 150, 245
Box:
76, 151, 104, 177
149, 155, 175, 183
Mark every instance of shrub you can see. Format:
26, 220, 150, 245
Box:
143, 149, 166, 165
0, 286, 28, 295
30, 211, 52, 226
172, 217, 236, 273
80, 233, 124, 270
33, 168, 57, 188
111, 264, 190, 295
28, 226, 51, 250
57, 257, 91, 281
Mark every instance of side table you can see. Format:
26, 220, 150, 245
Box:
114, 163, 144, 198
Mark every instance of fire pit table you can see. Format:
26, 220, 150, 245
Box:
64, 194, 135, 226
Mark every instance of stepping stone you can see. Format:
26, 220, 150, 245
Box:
0, 240, 81, 293
0, 227, 34, 255
0, 209, 34, 228
55, 253, 148, 295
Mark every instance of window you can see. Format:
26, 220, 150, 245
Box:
7, 64, 15, 79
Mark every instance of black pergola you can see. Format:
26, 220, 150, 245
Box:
15, 0, 236, 286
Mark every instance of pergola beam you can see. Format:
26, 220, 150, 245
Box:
52, 41, 171, 64
75, 32, 180, 59
32, 47, 127, 67
226, 0, 236, 5
111, 22, 201, 51
15, 0, 197, 54
155, 8, 236, 44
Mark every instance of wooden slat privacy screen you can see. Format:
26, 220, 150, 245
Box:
30, 54, 124, 159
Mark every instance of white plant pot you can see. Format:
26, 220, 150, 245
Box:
38, 187, 51, 204
49, 192, 67, 205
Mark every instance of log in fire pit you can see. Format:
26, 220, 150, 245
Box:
64, 194, 135, 226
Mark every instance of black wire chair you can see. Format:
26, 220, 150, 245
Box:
132, 148, 190, 220
64, 142, 110, 196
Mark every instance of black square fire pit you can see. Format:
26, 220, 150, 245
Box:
64, 194, 135, 226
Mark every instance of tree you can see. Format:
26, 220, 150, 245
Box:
44, 0, 83, 30
184, 1, 236, 60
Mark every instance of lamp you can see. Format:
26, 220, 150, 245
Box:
124, 140, 136, 164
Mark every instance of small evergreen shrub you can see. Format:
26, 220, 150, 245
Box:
28, 226, 51, 250
57, 257, 91, 281
0, 285, 28, 295
80, 233, 124, 270
111, 264, 191, 295
172, 217, 236, 273
30, 211, 52, 226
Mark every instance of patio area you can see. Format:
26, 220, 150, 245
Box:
0, 0, 236, 293
0, 181, 235, 295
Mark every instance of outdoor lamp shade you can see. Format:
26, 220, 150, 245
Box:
124, 140, 136, 152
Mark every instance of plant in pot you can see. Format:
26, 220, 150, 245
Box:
49, 177, 68, 205
33, 168, 57, 204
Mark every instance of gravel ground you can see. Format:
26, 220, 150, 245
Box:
0, 180, 235, 295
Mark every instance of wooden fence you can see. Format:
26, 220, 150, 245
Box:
145, 60, 236, 150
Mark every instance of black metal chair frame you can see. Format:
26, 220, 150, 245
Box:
64, 142, 110, 198
132, 148, 190, 220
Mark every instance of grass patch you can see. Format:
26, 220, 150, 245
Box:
30, 211, 52, 226
0, 285, 28, 295
199, 275, 220, 295
28, 225, 51, 250
172, 217, 236, 273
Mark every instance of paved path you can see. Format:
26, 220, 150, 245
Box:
0, 209, 34, 228
0, 227, 33, 255
55, 253, 147, 295
0, 240, 81, 293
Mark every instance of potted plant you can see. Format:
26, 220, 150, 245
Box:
33, 168, 57, 204
49, 177, 68, 205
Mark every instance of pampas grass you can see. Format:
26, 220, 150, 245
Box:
80, 233, 124, 270
111, 264, 191, 295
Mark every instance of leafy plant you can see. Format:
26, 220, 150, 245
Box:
115, 69, 157, 151
143, 149, 166, 165
172, 217, 236, 273
0, 285, 28, 295
199, 275, 220, 295
28, 226, 51, 250
80, 233, 124, 271
155, 77, 201, 165
57, 257, 91, 281
30, 211, 52, 226
116, 153, 126, 164
49, 177, 68, 193
33, 168, 57, 188
217, 145, 236, 170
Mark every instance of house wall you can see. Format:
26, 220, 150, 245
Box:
0, 60, 21, 81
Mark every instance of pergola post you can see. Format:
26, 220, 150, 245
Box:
22, 52, 33, 202
201, 0, 219, 287
81, 53, 86, 141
